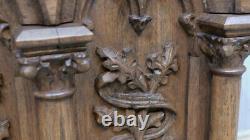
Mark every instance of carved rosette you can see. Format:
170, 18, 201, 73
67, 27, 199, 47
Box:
94, 43, 178, 140
198, 33, 250, 76
0, 120, 9, 140
17, 51, 90, 100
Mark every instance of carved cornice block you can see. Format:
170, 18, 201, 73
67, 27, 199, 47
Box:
198, 14, 250, 37
14, 24, 93, 56
0, 120, 9, 140
197, 14, 250, 76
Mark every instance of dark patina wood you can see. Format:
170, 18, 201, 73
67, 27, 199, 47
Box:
0, 0, 248, 140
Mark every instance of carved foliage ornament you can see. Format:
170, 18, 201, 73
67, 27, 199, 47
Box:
178, 0, 196, 36
198, 33, 250, 75
127, 0, 152, 35
94, 43, 178, 140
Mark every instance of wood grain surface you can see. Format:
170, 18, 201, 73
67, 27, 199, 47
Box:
0, 0, 213, 140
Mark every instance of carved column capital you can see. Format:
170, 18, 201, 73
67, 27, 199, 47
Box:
13, 24, 93, 100
0, 120, 9, 140
18, 51, 90, 100
198, 33, 250, 76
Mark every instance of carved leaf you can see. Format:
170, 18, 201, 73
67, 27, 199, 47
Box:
96, 72, 119, 89
97, 47, 149, 91
147, 43, 177, 75
95, 43, 178, 140
97, 47, 118, 59
103, 59, 120, 71
146, 112, 165, 129
146, 43, 178, 93
161, 43, 176, 69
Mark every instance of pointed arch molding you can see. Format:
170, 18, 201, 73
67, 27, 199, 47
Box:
4, 0, 94, 26
94, 43, 178, 140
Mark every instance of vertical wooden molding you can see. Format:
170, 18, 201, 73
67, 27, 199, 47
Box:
0, 120, 10, 140
37, 100, 77, 140
0, 74, 3, 97
198, 32, 250, 140
0, 21, 10, 99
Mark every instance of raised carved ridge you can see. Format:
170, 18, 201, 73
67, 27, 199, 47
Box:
0, 74, 3, 99
0, 120, 9, 140
127, 0, 152, 35
94, 43, 178, 140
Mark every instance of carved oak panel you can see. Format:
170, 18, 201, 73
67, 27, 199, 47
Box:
0, 0, 218, 140
94, 43, 178, 140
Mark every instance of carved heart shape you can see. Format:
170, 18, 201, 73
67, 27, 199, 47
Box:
129, 15, 152, 35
